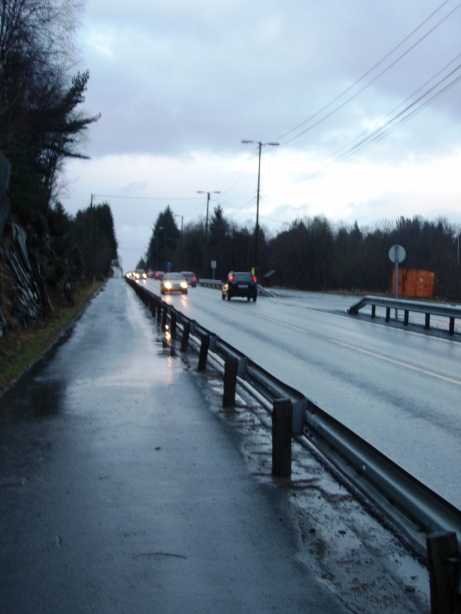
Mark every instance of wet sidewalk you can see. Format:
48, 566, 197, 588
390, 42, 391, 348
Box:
0, 279, 349, 613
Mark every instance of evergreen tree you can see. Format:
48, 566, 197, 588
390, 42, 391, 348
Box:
145, 205, 180, 271
72, 202, 118, 280
209, 205, 229, 279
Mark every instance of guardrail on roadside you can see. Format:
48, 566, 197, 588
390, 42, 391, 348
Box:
198, 278, 221, 288
127, 277, 461, 610
348, 295, 461, 336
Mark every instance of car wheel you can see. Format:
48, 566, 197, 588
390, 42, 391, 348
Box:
253, 295, 257, 302
222, 293, 225, 300
227, 294, 231, 301
247, 296, 250, 302
182, 290, 187, 294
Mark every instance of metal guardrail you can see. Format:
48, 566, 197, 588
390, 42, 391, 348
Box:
348, 295, 461, 336
127, 278, 461, 560
198, 278, 221, 288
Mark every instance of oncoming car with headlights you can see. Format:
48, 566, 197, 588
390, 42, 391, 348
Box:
160, 273, 188, 295
134, 269, 147, 281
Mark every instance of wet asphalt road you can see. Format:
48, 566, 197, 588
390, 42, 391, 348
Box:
154, 280, 461, 509
0, 280, 348, 613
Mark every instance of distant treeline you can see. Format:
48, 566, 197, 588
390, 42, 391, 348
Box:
141, 206, 461, 300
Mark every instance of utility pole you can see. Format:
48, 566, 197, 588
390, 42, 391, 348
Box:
241, 140, 279, 278
197, 190, 220, 275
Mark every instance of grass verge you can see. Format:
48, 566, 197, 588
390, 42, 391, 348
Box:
0, 280, 105, 395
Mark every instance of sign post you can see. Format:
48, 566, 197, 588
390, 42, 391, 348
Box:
211, 260, 216, 280
388, 244, 406, 318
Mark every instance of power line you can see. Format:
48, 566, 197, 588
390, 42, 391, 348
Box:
274, 0, 461, 146
286, 58, 461, 187
217, 145, 259, 195
93, 194, 202, 201
339, 70, 461, 162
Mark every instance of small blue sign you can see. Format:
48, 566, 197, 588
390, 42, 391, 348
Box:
167, 261, 173, 271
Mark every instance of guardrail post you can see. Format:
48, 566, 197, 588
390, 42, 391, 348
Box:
170, 310, 177, 339
449, 317, 455, 336
272, 398, 292, 477
223, 356, 239, 407
385, 307, 391, 322
197, 334, 210, 371
425, 313, 431, 330
181, 320, 191, 352
427, 531, 461, 614
162, 304, 168, 330
371, 305, 376, 318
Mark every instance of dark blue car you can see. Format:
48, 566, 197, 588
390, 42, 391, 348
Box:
222, 271, 257, 302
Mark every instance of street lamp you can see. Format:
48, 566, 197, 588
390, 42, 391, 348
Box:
197, 190, 221, 272
241, 140, 279, 278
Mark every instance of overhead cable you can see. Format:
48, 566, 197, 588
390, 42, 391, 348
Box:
284, 61, 461, 188
274, 0, 461, 146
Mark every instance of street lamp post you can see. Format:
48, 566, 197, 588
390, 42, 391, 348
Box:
241, 140, 279, 278
197, 190, 221, 274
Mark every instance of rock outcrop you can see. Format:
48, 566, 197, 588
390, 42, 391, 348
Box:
0, 153, 84, 340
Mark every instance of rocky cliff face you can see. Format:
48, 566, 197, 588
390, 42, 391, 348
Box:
0, 154, 84, 340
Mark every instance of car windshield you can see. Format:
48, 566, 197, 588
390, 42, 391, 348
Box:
232, 273, 253, 282
166, 273, 183, 280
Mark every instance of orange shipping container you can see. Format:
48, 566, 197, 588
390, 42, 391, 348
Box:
391, 269, 435, 298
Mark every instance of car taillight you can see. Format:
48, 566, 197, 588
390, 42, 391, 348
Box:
252, 276, 257, 282
192, 277, 196, 282
229, 275, 234, 281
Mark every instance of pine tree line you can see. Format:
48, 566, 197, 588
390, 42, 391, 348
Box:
141, 206, 461, 300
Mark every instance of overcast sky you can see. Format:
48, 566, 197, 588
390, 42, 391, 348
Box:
64, 0, 461, 272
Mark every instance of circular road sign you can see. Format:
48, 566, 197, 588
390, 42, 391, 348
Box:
388, 244, 406, 264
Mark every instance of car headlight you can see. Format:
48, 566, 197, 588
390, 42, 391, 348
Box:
164, 282, 172, 289
180, 281, 187, 289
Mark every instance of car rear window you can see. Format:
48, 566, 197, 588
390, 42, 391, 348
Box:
232, 273, 253, 282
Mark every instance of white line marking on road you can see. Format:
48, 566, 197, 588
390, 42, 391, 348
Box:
331, 339, 461, 386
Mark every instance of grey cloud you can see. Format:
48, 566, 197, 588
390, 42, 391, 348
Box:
79, 0, 461, 163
